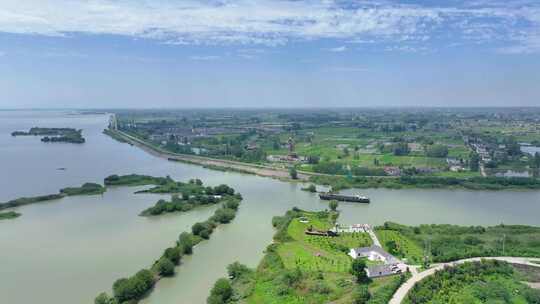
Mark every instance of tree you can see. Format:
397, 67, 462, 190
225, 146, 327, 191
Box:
386, 240, 399, 255
227, 262, 250, 280
350, 258, 369, 283
207, 278, 233, 304
156, 258, 175, 276
289, 167, 298, 179
352, 285, 371, 304
164, 246, 182, 264
95, 293, 118, 304
178, 232, 193, 254
192, 222, 206, 235
329, 200, 338, 211
470, 152, 480, 172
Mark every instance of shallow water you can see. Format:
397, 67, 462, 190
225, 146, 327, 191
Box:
1, 110, 540, 304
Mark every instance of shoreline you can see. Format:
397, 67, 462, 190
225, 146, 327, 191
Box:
105, 128, 540, 192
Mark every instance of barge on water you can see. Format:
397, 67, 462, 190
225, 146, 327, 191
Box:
319, 193, 370, 203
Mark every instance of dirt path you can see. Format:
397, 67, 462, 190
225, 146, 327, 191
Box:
389, 257, 540, 304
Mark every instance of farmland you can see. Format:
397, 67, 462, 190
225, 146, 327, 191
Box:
113, 108, 540, 185
206, 209, 409, 304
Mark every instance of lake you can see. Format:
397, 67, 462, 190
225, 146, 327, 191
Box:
2, 110, 540, 304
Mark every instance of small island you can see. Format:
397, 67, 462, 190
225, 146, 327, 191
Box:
0, 211, 21, 221
11, 127, 85, 144
139, 180, 241, 216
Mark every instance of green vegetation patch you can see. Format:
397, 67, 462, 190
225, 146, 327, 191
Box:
310, 174, 540, 192
207, 208, 407, 304
0, 193, 65, 211
404, 260, 540, 304
12, 127, 85, 143
95, 182, 243, 304
0, 211, 21, 220
60, 183, 106, 196
376, 222, 540, 263
103, 174, 171, 186
139, 180, 240, 216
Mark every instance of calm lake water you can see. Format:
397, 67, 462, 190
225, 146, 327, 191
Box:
2, 110, 540, 304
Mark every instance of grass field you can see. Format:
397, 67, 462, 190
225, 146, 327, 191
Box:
234, 210, 407, 304
376, 222, 540, 264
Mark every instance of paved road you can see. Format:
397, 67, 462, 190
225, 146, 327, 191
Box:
389, 257, 540, 304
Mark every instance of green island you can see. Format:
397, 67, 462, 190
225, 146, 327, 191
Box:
404, 260, 540, 303
206, 208, 409, 304
94, 183, 243, 304
60, 183, 106, 196
11, 127, 85, 143
0, 193, 66, 211
0, 174, 170, 219
104, 174, 170, 187
0, 211, 21, 220
375, 222, 540, 264
0, 183, 106, 211
139, 180, 241, 216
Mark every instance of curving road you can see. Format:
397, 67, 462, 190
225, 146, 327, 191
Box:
389, 257, 540, 304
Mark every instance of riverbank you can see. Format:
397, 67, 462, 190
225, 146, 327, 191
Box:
104, 129, 309, 181
106, 128, 540, 191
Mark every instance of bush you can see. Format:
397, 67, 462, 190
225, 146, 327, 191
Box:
178, 232, 194, 254
207, 278, 233, 304
352, 285, 371, 304
112, 269, 155, 302
94, 293, 118, 304
163, 246, 182, 264
156, 258, 175, 276
212, 208, 236, 224
227, 262, 251, 280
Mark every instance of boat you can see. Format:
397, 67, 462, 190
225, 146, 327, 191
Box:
319, 193, 370, 203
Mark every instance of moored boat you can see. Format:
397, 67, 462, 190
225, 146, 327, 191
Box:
319, 193, 370, 203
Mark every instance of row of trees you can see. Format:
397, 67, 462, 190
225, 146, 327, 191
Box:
95, 187, 242, 304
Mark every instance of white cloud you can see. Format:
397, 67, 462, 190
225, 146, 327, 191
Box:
190, 55, 220, 61
0, 1, 538, 52
328, 46, 347, 52
326, 66, 369, 72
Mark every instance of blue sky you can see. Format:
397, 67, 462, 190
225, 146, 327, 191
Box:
0, 0, 539, 108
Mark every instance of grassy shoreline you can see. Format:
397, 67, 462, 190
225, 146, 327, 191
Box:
207, 208, 408, 304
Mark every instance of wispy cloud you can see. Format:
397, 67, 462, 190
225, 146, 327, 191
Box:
326, 66, 369, 72
327, 46, 347, 52
190, 55, 220, 61
0, 1, 539, 52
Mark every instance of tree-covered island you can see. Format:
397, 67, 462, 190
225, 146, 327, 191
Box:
11, 127, 85, 143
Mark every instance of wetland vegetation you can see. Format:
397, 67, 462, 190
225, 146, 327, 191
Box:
95, 183, 243, 304
12, 127, 85, 143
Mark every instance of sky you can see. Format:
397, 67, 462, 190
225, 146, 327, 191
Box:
0, 0, 539, 108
